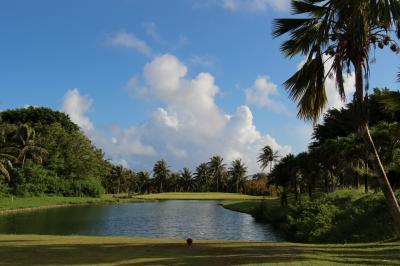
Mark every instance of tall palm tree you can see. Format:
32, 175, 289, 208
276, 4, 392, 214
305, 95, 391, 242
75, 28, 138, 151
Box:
137, 171, 150, 194
153, 160, 170, 193
208, 155, 225, 192
194, 162, 210, 192
273, 0, 400, 232
257, 145, 279, 172
15, 124, 47, 167
178, 168, 195, 192
228, 159, 248, 193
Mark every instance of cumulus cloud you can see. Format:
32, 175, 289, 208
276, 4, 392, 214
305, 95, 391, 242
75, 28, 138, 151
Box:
221, 0, 290, 12
62, 55, 291, 173
245, 76, 288, 113
61, 89, 156, 169
110, 32, 152, 57
61, 89, 94, 132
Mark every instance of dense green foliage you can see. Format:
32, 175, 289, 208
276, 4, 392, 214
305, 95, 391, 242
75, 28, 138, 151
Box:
268, 89, 400, 204
249, 190, 400, 243
0, 107, 107, 197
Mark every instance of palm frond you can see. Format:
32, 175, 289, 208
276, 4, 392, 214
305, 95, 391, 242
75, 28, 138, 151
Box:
284, 51, 327, 121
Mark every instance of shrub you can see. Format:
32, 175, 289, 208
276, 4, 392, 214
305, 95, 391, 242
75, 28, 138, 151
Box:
287, 197, 339, 242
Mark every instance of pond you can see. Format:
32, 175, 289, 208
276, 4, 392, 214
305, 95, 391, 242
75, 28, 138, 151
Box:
0, 200, 282, 241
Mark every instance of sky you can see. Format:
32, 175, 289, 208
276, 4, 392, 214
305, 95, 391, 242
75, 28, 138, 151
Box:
0, 0, 399, 174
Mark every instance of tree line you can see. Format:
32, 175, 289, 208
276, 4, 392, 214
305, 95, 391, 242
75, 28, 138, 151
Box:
268, 89, 400, 206
0, 107, 272, 197
103, 156, 271, 196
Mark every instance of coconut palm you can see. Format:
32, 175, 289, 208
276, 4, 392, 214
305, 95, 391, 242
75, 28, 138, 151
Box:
228, 159, 248, 193
15, 124, 47, 167
0, 151, 14, 182
208, 155, 225, 192
273, 0, 400, 232
178, 168, 195, 192
137, 171, 151, 194
257, 145, 279, 172
194, 162, 210, 192
153, 160, 170, 193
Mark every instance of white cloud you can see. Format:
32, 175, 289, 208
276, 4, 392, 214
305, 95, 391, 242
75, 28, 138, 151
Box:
61, 89, 94, 132
221, 0, 290, 12
245, 75, 288, 113
61, 89, 156, 161
110, 32, 152, 57
61, 55, 292, 173
119, 54, 290, 173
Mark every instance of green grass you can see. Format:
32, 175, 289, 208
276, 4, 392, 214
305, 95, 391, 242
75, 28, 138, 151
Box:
0, 193, 266, 214
0, 196, 140, 213
132, 192, 268, 200
223, 200, 262, 213
0, 234, 398, 265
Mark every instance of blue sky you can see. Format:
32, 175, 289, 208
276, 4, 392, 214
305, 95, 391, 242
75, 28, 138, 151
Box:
1, 0, 399, 173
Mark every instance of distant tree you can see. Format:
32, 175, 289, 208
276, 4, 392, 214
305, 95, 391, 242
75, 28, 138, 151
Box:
257, 145, 279, 172
178, 168, 195, 192
208, 156, 225, 192
153, 160, 170, 193
269, 154, 296, 206
228, 159, 247, 193
194, 162, 210, 192
136, 171, 150, 194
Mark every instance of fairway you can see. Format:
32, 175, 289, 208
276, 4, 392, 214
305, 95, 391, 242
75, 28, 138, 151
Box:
0, 234, 398, 265
132, 192, 267, 200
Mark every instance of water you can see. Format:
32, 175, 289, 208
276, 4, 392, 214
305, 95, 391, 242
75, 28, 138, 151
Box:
0, 200, 282, 241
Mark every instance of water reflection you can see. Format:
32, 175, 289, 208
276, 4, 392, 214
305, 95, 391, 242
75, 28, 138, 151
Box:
0, 200, 282, 241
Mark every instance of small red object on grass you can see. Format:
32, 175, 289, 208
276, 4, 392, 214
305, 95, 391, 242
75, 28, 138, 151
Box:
186, 238, 193, 247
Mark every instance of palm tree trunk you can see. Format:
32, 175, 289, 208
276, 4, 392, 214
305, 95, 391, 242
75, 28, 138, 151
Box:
354, 61, 400, 234
365, 162, 369, 194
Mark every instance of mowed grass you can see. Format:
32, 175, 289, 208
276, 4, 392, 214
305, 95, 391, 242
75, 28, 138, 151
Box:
0, 196, 139, 213
0, 234, 398, 266
133, 192, 268, 200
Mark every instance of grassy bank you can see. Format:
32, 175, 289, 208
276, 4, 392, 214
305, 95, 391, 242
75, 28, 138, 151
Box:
0, 193, 265, 214
0, 196, 141, 214
223, 190, 400, 243
132, 192, 267, 200
0, 234, 398, 266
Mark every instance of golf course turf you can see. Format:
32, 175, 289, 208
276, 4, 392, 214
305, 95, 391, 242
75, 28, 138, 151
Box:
0, 234, 399, 265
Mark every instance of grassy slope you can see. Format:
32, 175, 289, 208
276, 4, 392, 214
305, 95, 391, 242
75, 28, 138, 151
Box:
132, 192, 267, 200
0, 234, 398, 266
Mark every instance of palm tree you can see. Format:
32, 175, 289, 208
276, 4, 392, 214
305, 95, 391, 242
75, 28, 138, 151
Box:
194, 162, 210, 192
153, 160, 170, 193
178, 168, 195, 192
273, 0, 400, 233
228, 159, 248, 193
257, 145, 279, 172
0, 151, 14, 182
137, 171, 150, 194
208, 156, 225, 192
15, 124, 47, 167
